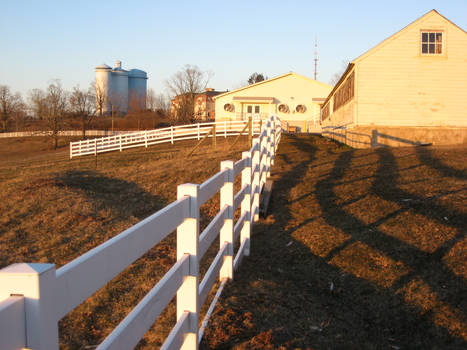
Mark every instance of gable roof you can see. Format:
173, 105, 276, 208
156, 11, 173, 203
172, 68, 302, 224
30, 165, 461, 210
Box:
213, 72, 332, 100
322, 63, 355, 107
322, 9, 467, 107
353, 9, 467, 64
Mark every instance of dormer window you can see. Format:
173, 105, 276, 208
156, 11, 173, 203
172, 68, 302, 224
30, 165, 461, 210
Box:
421, 31, 443, 55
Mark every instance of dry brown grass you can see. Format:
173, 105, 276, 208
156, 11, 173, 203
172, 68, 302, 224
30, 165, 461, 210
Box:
201, 135, 467, 349
2, 134, 466, 349
0, 135, 248, 349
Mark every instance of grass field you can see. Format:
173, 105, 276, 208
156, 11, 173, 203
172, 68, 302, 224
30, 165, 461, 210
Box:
0, 135, 248, 349
201, 135, 467, 349
1, 134, 466, 349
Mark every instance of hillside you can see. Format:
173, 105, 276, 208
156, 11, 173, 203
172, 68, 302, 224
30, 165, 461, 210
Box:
0, 134, 466, 349
0, 136, 248, 349
201, 135, 467, 349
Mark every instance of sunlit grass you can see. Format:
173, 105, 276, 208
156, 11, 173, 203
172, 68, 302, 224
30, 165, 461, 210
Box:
0, 135, 250, 349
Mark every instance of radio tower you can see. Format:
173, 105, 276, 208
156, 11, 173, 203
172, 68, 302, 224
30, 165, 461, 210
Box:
314, 36, 318, 80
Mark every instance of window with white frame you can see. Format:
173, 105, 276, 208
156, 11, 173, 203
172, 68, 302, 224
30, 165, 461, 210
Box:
421, 31, 443, 55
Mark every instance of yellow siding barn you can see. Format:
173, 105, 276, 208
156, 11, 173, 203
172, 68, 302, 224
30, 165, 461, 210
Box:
214, 72, 332, 132
321, 10, 467, 147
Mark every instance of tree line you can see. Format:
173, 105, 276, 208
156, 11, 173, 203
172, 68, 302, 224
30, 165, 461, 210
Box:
1, 66, 268, 148
0, 80, 169, 149
166, 65, 268, 125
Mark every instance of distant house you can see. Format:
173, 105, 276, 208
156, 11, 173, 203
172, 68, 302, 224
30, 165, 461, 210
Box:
321, 10, 467, 147
214, 72, 332, 132
170, 88, 226, 122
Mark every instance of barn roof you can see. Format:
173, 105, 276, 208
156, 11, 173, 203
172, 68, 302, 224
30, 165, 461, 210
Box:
322, 9, 467, 107
213, 72, 331, 100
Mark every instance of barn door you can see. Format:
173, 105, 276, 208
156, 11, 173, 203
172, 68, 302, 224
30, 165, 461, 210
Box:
245, 104, 261, 120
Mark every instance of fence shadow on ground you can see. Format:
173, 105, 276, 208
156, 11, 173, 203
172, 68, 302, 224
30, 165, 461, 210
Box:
201, 135, 467, 349
53, 170, 178, 348
55, 170, 167, 221
415, 146, 467, 180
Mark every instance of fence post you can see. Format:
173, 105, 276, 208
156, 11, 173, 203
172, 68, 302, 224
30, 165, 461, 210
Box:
259, 127, 266, 191
144, 131, 148, 148
220, 160, 234, 280
176, 183, 199, 350
241, 152, 252, 256
197, 123, 200, 140
224, 120, 227, 138
94, 139, 97, 156
119, 135, 122, 152
270, 117, 275, 166
266, 120, 272, 178
276, 116, 281, 152
171, 126, 174, 144
248, 117, 253, 148
212, 124, 216, 149
0, 263, 59, 350
252, 139, 260, 222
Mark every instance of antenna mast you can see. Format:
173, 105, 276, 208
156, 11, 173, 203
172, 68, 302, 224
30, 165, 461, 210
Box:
314, 36, 318, 80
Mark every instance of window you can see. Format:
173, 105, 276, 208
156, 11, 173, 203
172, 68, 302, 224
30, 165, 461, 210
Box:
322, 103, 330, 120
278, 103, 289, 113
254, 106, 260, 113
333, 72, 354, 112
295, 104, 306, 113
224, 103, 234, 112
421, 31, 443, 54
247, 106, 252, 113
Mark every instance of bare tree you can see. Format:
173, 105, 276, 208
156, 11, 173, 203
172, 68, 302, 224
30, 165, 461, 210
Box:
108, 91, 124, 132
69, 85, 95, 139
128, 91, 145, 114
247, 72, 267, 85
155, 92, 169, 113
108, 91, 125, 117
329, 60, 350, 86
44, 80, 68, 149
93, 79, 107, 117
146, 88, 157, 111
147, 89, 169, 113
166, 64, 212, 124
28, 87, 49, 132
0, 85, 24, 132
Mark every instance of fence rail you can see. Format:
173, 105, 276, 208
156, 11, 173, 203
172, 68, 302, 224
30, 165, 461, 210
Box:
69, 120, 263, 159
0, 115, 281, 350
0, 130, 135, 138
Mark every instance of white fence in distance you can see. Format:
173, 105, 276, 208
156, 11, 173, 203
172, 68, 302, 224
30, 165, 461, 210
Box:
0, 115, 282, 350
69, 120, 263, 159
0, 130, 135, 138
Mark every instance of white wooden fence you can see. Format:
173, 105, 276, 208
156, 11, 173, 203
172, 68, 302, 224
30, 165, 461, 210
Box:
0, 115, 282, 350
0, 130, 134, 138
69, 120, 263, 159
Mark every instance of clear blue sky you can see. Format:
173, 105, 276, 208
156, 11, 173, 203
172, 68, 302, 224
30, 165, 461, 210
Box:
1, 0, 466, 98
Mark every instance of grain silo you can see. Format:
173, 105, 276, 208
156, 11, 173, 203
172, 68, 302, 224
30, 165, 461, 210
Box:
110, 60, 129, 115
128, 69, 148, 111
95, 64, 112, 115
95, 60, 148, 115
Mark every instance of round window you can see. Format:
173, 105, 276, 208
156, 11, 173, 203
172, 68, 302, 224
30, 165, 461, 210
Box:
224, 103, 234, 112
278, 104, 289, 113
295, 104, 306, 113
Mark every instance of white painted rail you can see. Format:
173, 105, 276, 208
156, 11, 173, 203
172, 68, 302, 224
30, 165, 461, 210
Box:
69, 120, 263, 159
0, 115, 281, 350
0, 130, 134, 138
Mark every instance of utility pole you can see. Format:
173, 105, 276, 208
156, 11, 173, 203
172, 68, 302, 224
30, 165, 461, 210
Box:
314, 36, 318, 80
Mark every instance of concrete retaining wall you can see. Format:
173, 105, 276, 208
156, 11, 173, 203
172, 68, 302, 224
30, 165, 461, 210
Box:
322, 126, 467, 148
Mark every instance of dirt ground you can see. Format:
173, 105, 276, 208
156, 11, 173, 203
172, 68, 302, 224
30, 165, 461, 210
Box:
201, 134, 467, 349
